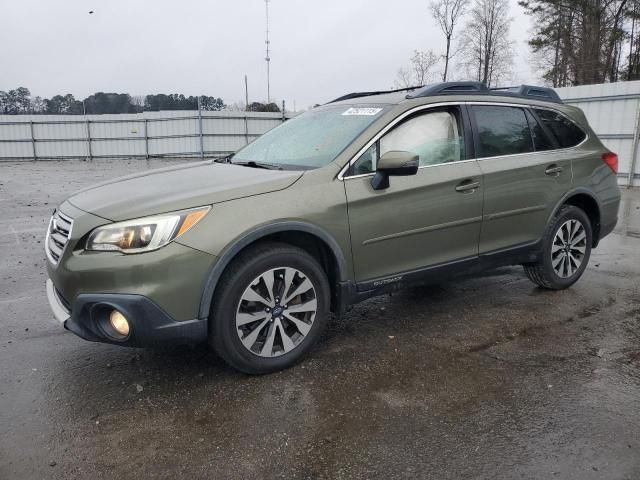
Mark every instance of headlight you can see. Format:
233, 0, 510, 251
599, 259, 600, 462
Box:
85, 207, 210, 253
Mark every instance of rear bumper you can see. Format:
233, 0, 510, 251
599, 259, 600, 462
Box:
599, 217, 617, 241
595, 185, 621, 247
47, 280, 207, 347
593, 217, 618, 248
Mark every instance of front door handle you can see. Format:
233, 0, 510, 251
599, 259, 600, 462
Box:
545, 164, 564, 176
455, 180, 480, 193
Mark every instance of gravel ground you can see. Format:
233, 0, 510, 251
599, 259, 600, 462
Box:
1, 159, 639, 480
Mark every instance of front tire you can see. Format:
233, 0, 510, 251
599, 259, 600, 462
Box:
524, 205, 592, 290
210, 242, 330, 374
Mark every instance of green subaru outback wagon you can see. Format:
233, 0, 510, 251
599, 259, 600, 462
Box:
46, 82, 621, 374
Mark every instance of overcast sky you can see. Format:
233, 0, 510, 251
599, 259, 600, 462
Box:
1, 0, 535, 110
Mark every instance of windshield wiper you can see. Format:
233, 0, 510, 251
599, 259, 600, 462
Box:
232, 161, 283, 170
214, 153, 234, 164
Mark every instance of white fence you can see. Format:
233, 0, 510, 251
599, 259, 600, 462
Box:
0, 110, 293, 161
557, 80, 640, 187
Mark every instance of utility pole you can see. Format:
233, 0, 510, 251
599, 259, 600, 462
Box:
197, 96, 204, 159
244, 75, 249, 109
83, 100, 92, 161
244, 75, 250, 145
264, 0, 271, 104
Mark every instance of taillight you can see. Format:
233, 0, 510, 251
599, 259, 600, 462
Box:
602, 152, 618, 173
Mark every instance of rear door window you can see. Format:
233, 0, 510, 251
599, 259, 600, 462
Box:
534, 109, 586, 148
472, 106, 534, 158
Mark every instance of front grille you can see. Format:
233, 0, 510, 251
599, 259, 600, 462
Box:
46, 210, 73, 265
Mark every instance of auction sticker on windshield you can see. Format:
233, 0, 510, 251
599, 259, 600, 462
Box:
342, 108, 383, 116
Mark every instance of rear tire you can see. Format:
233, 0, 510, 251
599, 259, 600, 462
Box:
209, 242, 330, 374
524, 205, 592, 290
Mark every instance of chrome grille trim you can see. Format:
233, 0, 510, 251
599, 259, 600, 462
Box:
46, 210, 73, 266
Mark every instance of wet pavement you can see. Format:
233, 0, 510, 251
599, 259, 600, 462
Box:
1, 159, 639, 480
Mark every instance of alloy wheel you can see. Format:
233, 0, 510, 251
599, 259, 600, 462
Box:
551, 219, 587, 278
235, 267, 317, 357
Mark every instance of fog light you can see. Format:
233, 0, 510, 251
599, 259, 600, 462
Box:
109, 310, 130, 337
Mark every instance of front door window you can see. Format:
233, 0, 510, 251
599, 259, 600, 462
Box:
351, 108, 465, 176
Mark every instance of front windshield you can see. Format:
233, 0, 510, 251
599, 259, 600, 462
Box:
233, 105, 389, 169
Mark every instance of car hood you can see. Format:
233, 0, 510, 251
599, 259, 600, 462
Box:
67, 161, 304, 221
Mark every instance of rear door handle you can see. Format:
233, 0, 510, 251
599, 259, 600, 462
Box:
545, 165, 563, 176
455, 180, 480, 193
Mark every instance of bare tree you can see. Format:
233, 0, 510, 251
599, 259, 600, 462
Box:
430, 0, 470, 81
395, 50, 440, 88
627, 0, 640, 80
395, 67, 414, 89
31, 96, 46, 113
459, 0, 513, 86
131, 95, 146, 110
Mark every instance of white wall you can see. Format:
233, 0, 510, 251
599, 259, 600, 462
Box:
556, 80, 640, 187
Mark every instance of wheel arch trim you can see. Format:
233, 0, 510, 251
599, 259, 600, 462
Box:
548, 187, 602, 242
197, 221, 348, 319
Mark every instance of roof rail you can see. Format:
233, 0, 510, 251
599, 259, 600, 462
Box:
406, 81, 562, 103
328, 82, 563, 105
406, 81, 489, 98
489, 85, 562, 103
328, 85, 423, 104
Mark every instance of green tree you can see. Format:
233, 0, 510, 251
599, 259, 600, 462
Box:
82, 92, 142, 114
520, 0, 628, 86
45, 94, 83, 114
0, 87, 32, 114
246, 102, 280, 112
198, 96, 225, 111
0, 91, 10, 114
144, 94, 225, 111
0, 88, 226, 115
144, 94, 192, 111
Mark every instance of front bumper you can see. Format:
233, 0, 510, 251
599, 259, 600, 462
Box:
47, 280, 208, 347
45, 200, 217, 347
46, 279, 71, 324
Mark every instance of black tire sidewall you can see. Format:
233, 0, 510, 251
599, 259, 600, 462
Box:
211, 246, 330, 374
541, 206, 592, 289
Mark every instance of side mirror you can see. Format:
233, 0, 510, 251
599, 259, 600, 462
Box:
371, 151, 419, 190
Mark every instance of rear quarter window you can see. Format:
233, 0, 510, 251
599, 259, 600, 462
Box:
525, 109, 556, 151
535, 109, 586, 148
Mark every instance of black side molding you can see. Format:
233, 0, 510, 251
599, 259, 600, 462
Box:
353, 241, 541, 303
